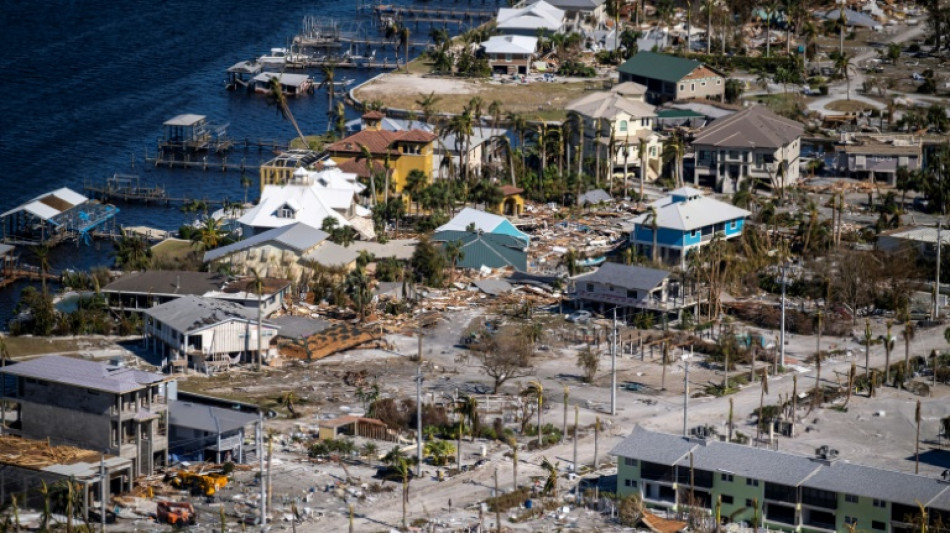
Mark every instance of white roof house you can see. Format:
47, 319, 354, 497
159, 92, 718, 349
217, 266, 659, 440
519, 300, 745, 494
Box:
566, 92, 656, 121
632, 187, 750, 231
480, 35, 538, 55
435, 207, 530, 245
497, 1, 565, 34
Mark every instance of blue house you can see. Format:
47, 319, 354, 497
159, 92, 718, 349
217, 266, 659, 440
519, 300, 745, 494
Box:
435, 207, 530, 246
630, 187, 750, 267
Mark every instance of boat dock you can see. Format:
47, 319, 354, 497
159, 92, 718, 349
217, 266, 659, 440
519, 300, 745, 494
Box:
83, 174, 168, 204
359, 2, 496, 20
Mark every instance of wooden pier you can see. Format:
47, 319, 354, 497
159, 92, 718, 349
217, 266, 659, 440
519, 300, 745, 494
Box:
0, 267, 60, 290
84, 174, 168, 204
361, 3, 496, 19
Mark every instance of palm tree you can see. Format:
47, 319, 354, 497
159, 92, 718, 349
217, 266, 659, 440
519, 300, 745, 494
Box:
405, 169, 428, 216
507, 436, 519, 488
638, 137, 648, 201
487, 100, 503, 133
647, 206, 659, 263
114, 234, 152, 271
355, 143, 378, 206
248, 267, 265, 371
762, 0, 779, 58
915, 398, 922, 474
240, 173, 253, 204
662, 133, 685, 187
835, 8, 848, 59
660, 341, 670, 390
904, 322, 915, 380
443, 239, 465, 283
266, 77, 308, 148
192, 217, 226, 252
345, 266, 373, 322
34, 245, 50, 298
884, 321, 895, 384
594, 118, 604, 187
540, 456, 559, 501
386, 23, 411, 73
317, 62, 337, 115
523, 380, 544, 447
835, 52, 854, 101
560, 248, 580, 276
415, 91, 441, 126
456, 395, 480, 440
392, 456, 412, 530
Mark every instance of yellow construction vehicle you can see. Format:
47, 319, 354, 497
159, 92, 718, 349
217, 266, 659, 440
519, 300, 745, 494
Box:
167, 470, 228, 496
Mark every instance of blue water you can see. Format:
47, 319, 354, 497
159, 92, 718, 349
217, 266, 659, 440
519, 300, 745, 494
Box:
0, 0, 496, 325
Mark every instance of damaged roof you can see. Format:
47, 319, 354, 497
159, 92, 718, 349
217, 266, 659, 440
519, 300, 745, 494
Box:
0, 355, 167, 394
144, 295, 273, 333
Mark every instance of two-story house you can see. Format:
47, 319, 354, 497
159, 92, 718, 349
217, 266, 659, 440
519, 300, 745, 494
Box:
618, 51, 725, 104
691, 105, 804, 193
612, 426, 950, 532
0, 355, 173, 478
566, 84, 665, 184
630, 187, 750, 267
833, 134, 923, 185
480, 35, 538, 76
571, 262, 699, 322
326, 120, 437, 197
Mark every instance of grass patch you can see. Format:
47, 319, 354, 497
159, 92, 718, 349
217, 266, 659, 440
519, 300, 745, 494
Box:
749, 93, 806, 120
825, 99, 875, 113
3, 337, 118, 358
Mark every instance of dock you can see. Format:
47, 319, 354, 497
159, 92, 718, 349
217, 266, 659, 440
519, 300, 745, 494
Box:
83, 174, 168, 205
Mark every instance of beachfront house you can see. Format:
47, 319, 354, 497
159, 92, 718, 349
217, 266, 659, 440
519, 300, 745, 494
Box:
571, 262, 699, 321
144, 295, 280, 373
691, 105, 803, 193
326, 125, 437, 197
612, 425, 950, 530
630, 187, 750, 267
537, 0, 607, 27
566, 84, 665, 184
833, 134, 922, 185
480, 35, 539, 76
496, 1, 565, 36
618, 51, 725, 104
0, 355, 173, 478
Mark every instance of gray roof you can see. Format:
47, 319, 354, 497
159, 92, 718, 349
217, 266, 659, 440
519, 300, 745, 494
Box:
473, 279, 514, 295
145, 295, 269, 333
270, 316, 331, 340
0, 355, 166, 394
303, 241, 360, 268
539, 0, 605, 9
691, 105, 803, 149
204, 222, 328, 262
169, 400, 258, 434
577, 189, 613, 206
347, 239, 418, 261
103, 271, 227, 296
609, 425, 696, 465
164, 114, 205, 127
0, 244, 14, 256
804, 461, 949, 508
573, 262, 670, 292
681, 442, 821, 487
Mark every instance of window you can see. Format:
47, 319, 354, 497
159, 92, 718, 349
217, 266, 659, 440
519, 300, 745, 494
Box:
745, 499, 754, 508
679, 84, 685, 91
624, 479, 638, 487
845, 517, 858, 526
690, 83, 695, 91
702, 81, 706, 86
505, 53, 512, 62
641, 117, 649, 127
745, 478, 759, 487
717, 79, 722, 85
586, 283, 594, 292
728, 150, 739, 159
624, 458, 638, 466
873, 499, 886, 508
721, 494, 734, 504
872, 521, 886, 531
626, 290, 638, 299
720, 473, 734, 482
692, 230, 700, 238
730, 221, 737, 229
844, 494, 859, 503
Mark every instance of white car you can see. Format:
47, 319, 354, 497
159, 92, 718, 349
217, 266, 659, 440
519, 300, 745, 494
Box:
567, 310, 593, 323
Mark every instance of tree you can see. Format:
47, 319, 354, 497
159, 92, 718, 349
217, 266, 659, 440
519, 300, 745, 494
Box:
456, 394, 480, 440
387, 22, 412, 74
248, 267, 265, 371
266, 77, 308, 148
113, 234, 152, 271
240, 173, 253, 204
423, 439, 455, 466
915, 398, 922, 474
835, 52, 855, 101
523, 380, 544, 447
662, 132, 685, 188
619, 29, 641, 59
465, 330, 532, 393
724, 78, 745, 104
404, 169, 428, 216
443, 239, 465, 283
192, 217, 227, 252
577, 346, 599, 383
904, 322, 916, 380
317, 62, 337, 115
392, 456, 412, 530
885, 320, 895, 384
410, 237, 446, 288
647, 206, 660, 263
345, 265, 373, 322
540, 456, 559, 501
660, 341, 671, 390
355, 143, 379, 206
415, 91, 441, 126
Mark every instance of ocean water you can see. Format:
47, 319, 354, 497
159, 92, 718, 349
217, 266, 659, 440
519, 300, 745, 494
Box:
0, 0, 494, 324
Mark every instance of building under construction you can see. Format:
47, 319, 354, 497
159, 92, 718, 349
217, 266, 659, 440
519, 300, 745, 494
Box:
0, 187, 119, 246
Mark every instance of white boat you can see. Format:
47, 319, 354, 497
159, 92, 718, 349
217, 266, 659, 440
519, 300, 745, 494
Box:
258, 47, 308, 69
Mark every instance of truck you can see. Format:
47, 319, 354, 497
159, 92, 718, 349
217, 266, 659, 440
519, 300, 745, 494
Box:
156, 501, 196, 526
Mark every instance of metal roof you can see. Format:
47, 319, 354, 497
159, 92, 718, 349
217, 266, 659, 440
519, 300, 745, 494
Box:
432, 230, 528, 271
481, 35, 538, 55
573, 262, 670, 292
0, 244, 14, 256
691, 105, 803, 149
680, 441, 822, 487
618, 51, 703, 84
144, 295, 272, 334
346, 239, 419, 261
567, 91, 656, 120
302, 241, 360, 268
163, 114, 206, 127
251, 72, 312, 87
204, 222, 328, 263
436, 208, 529, 243
473, 279, 514, 295
169, 400, 258, 434
270, 316, 332, 340
237, 183, 352, 232
577, 189, 613, 205
497, 0, 564, 31
1, 187, 89, 221
0, 355, 167, 394
542, 0, 605, 9
631, 190, 750, 232
103, 271, 227, 296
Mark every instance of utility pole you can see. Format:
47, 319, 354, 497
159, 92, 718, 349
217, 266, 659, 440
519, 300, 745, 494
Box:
494, 468, 501, 533
573, 405, 579, 473
935, 220, 943, 320
415, 348, 423, 477
610, 308, 618, 416
683, 348, 690, 436
780, 260, 787, 369
259, 413, 266, 531
100, 452, 106, 533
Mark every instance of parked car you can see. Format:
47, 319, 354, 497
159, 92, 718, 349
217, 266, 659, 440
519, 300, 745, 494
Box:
567, 310, 592, 323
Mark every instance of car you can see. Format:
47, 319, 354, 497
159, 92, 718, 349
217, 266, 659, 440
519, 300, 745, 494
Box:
375, 466, 417, 482
567, 310, 592, 323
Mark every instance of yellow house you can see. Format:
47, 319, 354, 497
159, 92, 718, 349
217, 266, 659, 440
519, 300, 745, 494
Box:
325, 111, 436, 196
497, 185, 525, 217
258, 150, 323, 190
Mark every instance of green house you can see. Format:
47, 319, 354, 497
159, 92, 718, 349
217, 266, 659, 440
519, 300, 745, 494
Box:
612, 426, 950, 532
618, 51, 724, 104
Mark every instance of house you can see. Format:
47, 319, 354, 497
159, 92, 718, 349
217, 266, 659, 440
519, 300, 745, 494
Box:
102, 271, 290, 316
238, 166, 373, 240
577, 188, 613, 206
497, 185, 526, 217
822, 8, 882, 30
833, 134, 923, 185
168, 400, 259, 463
259, 150, 323, 189
536, 0, 607, 27
432, 230, 528, 271
1, 187, 118, 246
630, 187, 750, 267
144, 295, 280, 372
572, 262, 699, 321
877, 225, 950, 258
480, 35, 538, 76
436, 207, 530, 245
612, 425, 950, 531
618, 52, 725, 104
204, 222, 359, 279
250, 72, 314, 96
0, 355, 173, 477
496, 1, 565, 36
326, 124, 437, 197
691, 105, 804, 193
441, 126, 511, 179
566, 85, 665, 182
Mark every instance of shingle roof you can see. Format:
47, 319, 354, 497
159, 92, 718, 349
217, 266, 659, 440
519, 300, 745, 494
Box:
618, 52, 704, 84
169, 400, 258, 434
144, 295, 268, 333
326, 129, 436, 156
0, 355, 166, 394
608, 425, 696, 465
432, 230, 528, 271
691, 105, 803, 149
631, 190, 750, 232
497, 1, 565, 31
204, 222, 328, 263
567, 91, 656, 120
103, 271, 227, 296
573, 262, 670, 292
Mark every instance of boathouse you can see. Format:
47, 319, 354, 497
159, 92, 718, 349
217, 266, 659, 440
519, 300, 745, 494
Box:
0, 187, 118, 246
